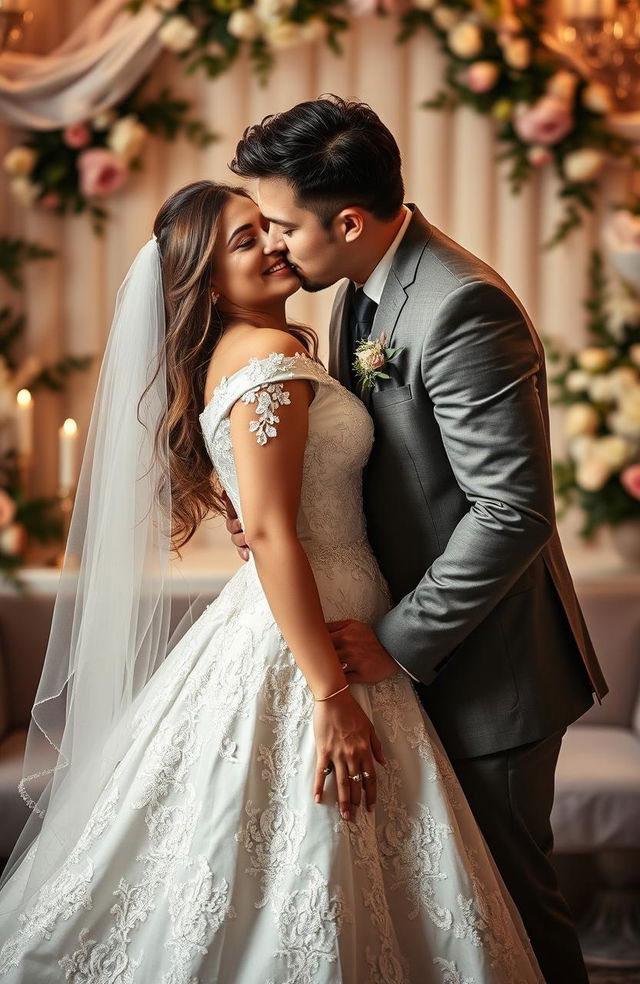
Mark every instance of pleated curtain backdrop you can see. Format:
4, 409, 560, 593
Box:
0, 0, 638, 561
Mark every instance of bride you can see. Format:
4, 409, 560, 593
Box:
0, 180, 544, 983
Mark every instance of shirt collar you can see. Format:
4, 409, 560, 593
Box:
357, 205, 412, 305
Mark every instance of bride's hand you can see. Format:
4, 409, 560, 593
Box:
312, 689, 386, 821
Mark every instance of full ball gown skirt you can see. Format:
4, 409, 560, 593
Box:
0, 353, 544, 983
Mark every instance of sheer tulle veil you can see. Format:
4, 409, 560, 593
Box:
0, 235, 203, 916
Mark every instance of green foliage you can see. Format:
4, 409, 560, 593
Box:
0, 237, 55, 290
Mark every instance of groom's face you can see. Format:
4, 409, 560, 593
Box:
257, 178, 348, 293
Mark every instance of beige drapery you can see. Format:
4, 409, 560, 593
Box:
0, 1, 637, 561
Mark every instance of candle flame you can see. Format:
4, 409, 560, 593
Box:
62, 418, 78, 436
16, 388, 32, 406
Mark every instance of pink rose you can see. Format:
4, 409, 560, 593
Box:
0, 489, 16, 529
39, 191, 61, 210
466, 61, 500, 93
77, 148, 128, 198
513, 96, 574, 146
63, 123, 92, 149
620, 463, 640, 500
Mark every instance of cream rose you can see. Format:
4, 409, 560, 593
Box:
577, 346, 612, 372
158, 15, 198, 51
10, 176, 41, 207
264, 20, 305, 47
576, 455, 612, 491
0, 522, 26, 557
92, 109, 118, 131
591, 435, 630, 470
227, 8, 263, 40
448, 21, 483, 59
358, 348, 386, 372
609, 388, 640, 437
503, 37, 530, 70
588, 373, 616, 403
582, 81, 614, 115
565, 402, 599, 437
432, 6, 462, 30
3, 146, 37, 176
563, 148, 606, 183
565, 369, 591, 393
256, 0, 296, 23
107, 115, 149, 163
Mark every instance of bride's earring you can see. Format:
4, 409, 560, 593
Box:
211, 290, 220, 305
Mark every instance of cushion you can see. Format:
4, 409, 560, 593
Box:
551, 724, 640, 853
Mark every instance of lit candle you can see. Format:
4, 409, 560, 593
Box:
15, 388, 33, 457
58, 418, 78, 491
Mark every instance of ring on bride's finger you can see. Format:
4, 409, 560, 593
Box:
322, 765, 333, 776
348, 773, 362, 783
361, 771, 371, 780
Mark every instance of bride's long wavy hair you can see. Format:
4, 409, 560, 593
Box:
141, 179, 318, 556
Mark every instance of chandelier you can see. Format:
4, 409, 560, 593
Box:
0, 0, 32, 53
549, 0, 640, 112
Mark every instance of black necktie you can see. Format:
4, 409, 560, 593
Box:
348, 286, 378, 388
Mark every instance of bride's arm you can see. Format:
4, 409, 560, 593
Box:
229, 349, 384, 820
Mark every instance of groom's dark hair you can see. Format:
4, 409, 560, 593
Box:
230, 95, 404, 228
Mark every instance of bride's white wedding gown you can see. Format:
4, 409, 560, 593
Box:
0, 352, 544, 984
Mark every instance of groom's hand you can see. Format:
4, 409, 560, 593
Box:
222, 490, 250, 562
327, 619, 398, 683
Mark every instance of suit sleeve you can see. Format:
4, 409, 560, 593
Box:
373, 280, 555, 686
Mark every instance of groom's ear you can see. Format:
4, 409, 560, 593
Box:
335, 207, 366, 244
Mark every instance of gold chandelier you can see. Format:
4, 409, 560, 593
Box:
551, 0, 640, 112
0, 0, 32, 53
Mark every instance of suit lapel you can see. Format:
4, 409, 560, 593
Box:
377, 205, 433, 350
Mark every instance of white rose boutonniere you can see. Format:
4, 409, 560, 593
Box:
353, 333, 403, 393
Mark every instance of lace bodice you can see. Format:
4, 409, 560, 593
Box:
198, 351, 391, 624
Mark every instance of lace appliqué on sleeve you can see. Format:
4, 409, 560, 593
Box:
242, 382, 292, 446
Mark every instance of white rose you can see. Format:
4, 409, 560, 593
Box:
578, 346, 612, 372
546, 71, 579, 103
588, 373, 616, 403
264, 20, 305, 47
432, 6, 462, 30
503, 37, 530, 70
563, 148, 606, 183
158, 15, 198, 52
3, 146, 37, 176
107, 115, 148, 163
610, 366, 639, 394
576, 455, 612, 491
591, 435, 630, 470
566, 369, 591, 393
256, 0, 295, 23
565, 402, 600, 437
227, 7, 263, 40
609, 388, 640, 437
10, 176, 41, 207
92, 109, 117, 131
605, 291, 640, 340
448, 21, 483, 59
582, 81, 614, 115
569, 435, 596, 462
629, 344, 640, 369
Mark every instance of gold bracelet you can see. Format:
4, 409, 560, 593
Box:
314, 682, 349, 702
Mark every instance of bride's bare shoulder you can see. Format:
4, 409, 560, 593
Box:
203, 327, 308, 406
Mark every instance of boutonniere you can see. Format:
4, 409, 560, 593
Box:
352, 333, 404, 393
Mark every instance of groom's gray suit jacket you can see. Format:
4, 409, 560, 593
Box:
328, 205, 608, 759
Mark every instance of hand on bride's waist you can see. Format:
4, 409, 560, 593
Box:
327, 618, 399, 684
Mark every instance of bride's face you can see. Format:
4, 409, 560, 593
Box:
211, 194, 300, 316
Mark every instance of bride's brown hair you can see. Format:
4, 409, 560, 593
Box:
141, 179, 318, 556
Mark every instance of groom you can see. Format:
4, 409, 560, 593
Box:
227, 95, 608, 983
